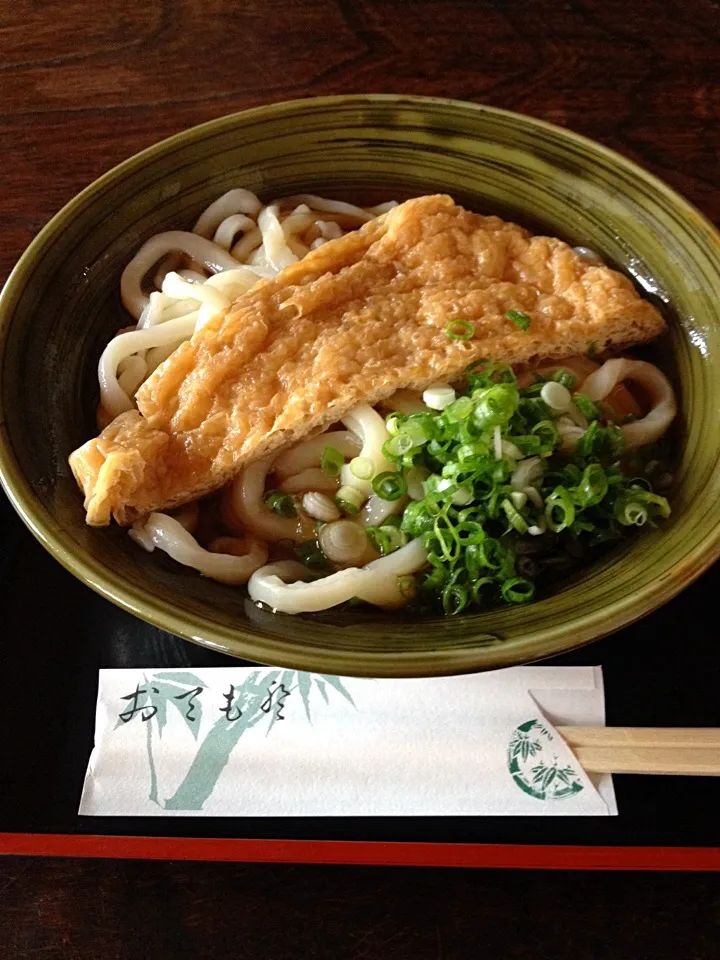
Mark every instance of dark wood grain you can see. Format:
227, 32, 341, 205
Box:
1, 0, 720, 954
1, 0, 719, 287
1, 858, 719, 960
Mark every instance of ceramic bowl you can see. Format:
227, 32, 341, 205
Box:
1, 95, 719, 676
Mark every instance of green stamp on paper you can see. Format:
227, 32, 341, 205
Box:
507, 718, 584, 800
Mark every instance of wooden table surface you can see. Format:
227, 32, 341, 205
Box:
2, 0, 719, 956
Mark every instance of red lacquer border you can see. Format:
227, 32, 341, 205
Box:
1, 834, 719, 870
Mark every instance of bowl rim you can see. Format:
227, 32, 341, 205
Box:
1, 93, 720, 676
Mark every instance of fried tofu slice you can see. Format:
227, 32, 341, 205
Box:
70, 194, 665, 525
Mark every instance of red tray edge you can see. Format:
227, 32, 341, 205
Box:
1, 834, 719, 870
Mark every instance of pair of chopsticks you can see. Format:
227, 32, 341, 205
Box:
556, 727, 720, 776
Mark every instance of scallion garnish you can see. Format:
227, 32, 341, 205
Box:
501, 577, 536, 604
364, 360, 671, 616
321, 445, 345, 477
294, 541, 331, 571
573, 393, 600, 421
445, 319, 475, 340
506, 309, 532, 331
265, 490, 297, 518
372, 471, 408, 501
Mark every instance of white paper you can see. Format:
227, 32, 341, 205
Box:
79, 666, 616, 817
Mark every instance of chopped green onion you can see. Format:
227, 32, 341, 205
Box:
383, 434, 415, 459
397, 575, 417, 600
464, 358, 494, 389
349, 456, 375, 480
473, 384, 519, 428
321, 445, 345, 477
501, 498, 529, 534
335, 485, 365, 516
614, 489, 670, 526
400, 500, 436, 536
446, 319, 475, 340
442, 581, 469, 615
365, 524, 407, 555
265, 490, 297, 518
376, 359, 672, 616
471, 577, 497, 605
540, 381, 572, 413
423, 383, 456, 410
587, 341, 598, 360
501, 577, 535, 604
365, 526, 389, 555
455, 521, 486, 545
506, 309, 532, 331
551, 368, 576, 390
574, 464, 609, 507
545, 486, 576, 532
295, 540, 330, 571
381, 525, 407, 552
531, 419, 560, 452
573, 393, 600, 421
444, 395, 474, 421
372, 470, 408, 501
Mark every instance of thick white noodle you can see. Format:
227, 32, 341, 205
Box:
278, 469, 339, 495
367, 201, 399, 214
117, 355, 148, 396
99, 313, 198, 417
257, 205, 299, 273
177, 269, 208, 283
377, 389, 429, 415
212, 214, 257, 250
230, 227, 263, 261
192, 189, 263, 238
275, 194, 374, 223
582, 359, 677, 450
121, 231, 240, 320
340, 404, 392, 498
161, 271, 230, 329
317, 220, 343, 240
131, 513, 268, 585
138, 291, 172, 329
360, 494, 408, 527
226, 457, 313, 543
145, 340, 185, 375
272, 431, 361, 479
248, 538, 427, 613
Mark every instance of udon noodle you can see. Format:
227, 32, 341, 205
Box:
97, 189, 677, 616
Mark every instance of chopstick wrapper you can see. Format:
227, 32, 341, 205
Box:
79, 666, 616, 816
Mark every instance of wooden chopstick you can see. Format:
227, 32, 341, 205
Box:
555, 727, 720, 776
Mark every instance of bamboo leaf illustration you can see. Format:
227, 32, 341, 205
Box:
531, 763, 549, 783
542, 767, 557, 791
264, 669, 296, 735
319, 674, 356, 707
315, 678, 329, 704
556, 767, 575, 787
297, 672, 313, 721
164, 669, 280, 810
150, 691, 167, 738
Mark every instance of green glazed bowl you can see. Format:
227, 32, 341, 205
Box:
1, 95, 719, 677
